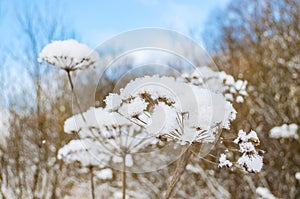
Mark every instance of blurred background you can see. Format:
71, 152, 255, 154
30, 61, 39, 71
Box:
0, 0, 299, 198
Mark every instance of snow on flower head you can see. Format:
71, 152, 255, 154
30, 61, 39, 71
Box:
38, 39, 100, 71
58, 139, 110, 167
237, 149, 263, 173
233, 130, 263, 172
62, 106, 158, 168
218, 153, 233, 168
269, 123, 298, 139
234, 130, 260, 146
218, 130, 263, 173
104, 75, 236, 145
179, 66, 248, 103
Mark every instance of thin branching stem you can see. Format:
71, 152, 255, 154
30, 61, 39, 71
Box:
66, 70, 86, 122
89, 165, 95, 199
121, 153, 127, 199
163, 144, 193, 199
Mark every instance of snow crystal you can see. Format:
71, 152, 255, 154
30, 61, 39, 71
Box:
269, 123, 298, 139
218, 153, 233, 168
39, 39, 100, 71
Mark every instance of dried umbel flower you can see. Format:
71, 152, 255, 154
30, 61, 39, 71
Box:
179, 66, 248, 103
219, 130, 263, 173
104, 75, 236, 145
235, 130, 263, 173
38, 39, 100, 71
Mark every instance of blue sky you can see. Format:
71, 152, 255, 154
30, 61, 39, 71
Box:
0, 0, 230, 48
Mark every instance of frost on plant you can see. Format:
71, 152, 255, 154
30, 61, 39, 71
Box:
62, 107, 159, 168
58, 139, 111, 168
218, 153, 232, 168
38, 39, 100, 71
234, 130, 263, 173
218, 130, 263, 173
104, 75, 236, 145
179, 66, 248, 103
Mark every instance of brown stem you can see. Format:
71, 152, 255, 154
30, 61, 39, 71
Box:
89, 165, 95, 199
122, 154, 126, 199
163, 144, 193, 199
66, 70, 86, 122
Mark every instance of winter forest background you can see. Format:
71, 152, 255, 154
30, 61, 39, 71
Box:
0, 0, 300, 198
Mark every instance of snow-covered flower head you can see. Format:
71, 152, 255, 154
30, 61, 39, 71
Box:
38, 39, 100, 71
58, 139, 111, 167
179, 66, 248, 103
104, 75, 236, 145
218, 153, 233, 168
63, 107, 159, 169
219, 130, 263, 173
235, 130, 263, 173
234, 130, 260, 146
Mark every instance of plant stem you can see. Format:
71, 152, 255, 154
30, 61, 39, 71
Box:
122, 154, 126, 199
66, 70, 86, 122
163, 144, 193, 199
89, 165, 95, 199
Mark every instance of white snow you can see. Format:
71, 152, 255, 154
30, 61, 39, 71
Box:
269, 123, 298, 139
57, 139, 110, 167
38, 39, 100, 71
256, 187, 277, 199
125, 154, 133, 167
233, 130, 263, 172
118, 96, 148, 117
239, 142, 256, 153
104, 75, 236, 144
95, 168, 113, 180
236, 95, 244, 103
218, 153, 233, 168
295, 172, 300, 180
180, 66, 248, 104
237, 153, 263, 173
234, 130, 259, 144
